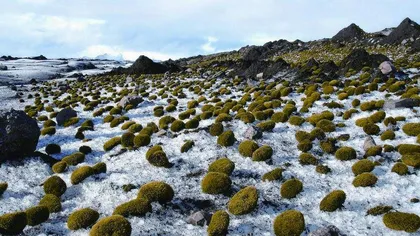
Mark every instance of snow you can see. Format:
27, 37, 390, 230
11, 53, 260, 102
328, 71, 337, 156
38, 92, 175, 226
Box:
0, 73, 420, 235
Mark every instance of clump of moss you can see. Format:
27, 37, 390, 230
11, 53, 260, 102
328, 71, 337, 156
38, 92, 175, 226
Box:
92, 162, 107, 174
228, 186, 258, 215
288, 116, 305, 126
335, 146, 357, 161
271, 112, 288, 123
280, 178, 303, 199
401, 154, 420, 168
365, 146, 382, 157
185, 119, 199, 129
128, 124, 143, 133
252, 145, 273, 161
62, 152, 85, 166
215, 113, 232, 123
316, 119, 335, 132
320, 138, 337, 154
145, 145, 162, 159
137, 181, 174, 204
39, 194, 61, 213
207, 210, 229, 236
0, 211, 27, 235
295, 130, 312, 142
262, 168, 283, 181
352, 172, 378, 187
46, 143, 61, 155
64, 117, 80, 127
402, 123, 420, 136
367, 205, 393, 216
398, 144, 420, 155
362, 122, 380, 135
381, 130, 395, 141
256, 120, 276, 132
383, 212, 420, 233
0, 182, 8, 196
170, 120, 185, 132
238, 140, 259, 157
113, 198, 152, 217
67, 208, 99, 230
43, 176, 67, 196
71, 166, 95, 185
299, 153, 318, 165
391, 163, 409, 175
273, 210, 305, 236
316, 165, 331, 174
209, 122, 224, 136
52, 161, 68, 173
201, 172, 231, 194
310, 128, 326, 140
79, 145, 92, 154
181, 140, 195, 153
297, 140, 313, 152
208, 158, 235, 175
217, 130, 236, 147
103, 137, 121, 151
41, 127, 56, 136
133, 134, 150, 147
121, 121, 136, 130
318, 190, 346, 213
352, 159, 375, 176
121, 132, 135, 148
25, 205, 49, 226
90, 215, 131, 236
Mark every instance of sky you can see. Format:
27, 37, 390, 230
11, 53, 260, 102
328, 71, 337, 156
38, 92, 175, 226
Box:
0, 0, 419, 61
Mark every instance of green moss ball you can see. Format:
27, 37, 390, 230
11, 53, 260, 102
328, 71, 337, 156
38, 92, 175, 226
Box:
352, 172, 378, 187
238, 140, 259, 157
209, 122, 224, 136
0, 182, 8, 196
89, 215, 131, 236
352, 159, 375, 175
133, 134, 151, 147
43, 176, 67, 196
92, 162, 107, 174
228, 186, 258, 215
208, 158, 235, 175
170, 120, 185, 132
280, 179, 303, 199
201, 172, 231, 194
137, 181, 174, 204
335, 146, 357, 161
67, 208, 99, 230
288, 116, 305, 126
39, 194, 61, 213
71, 166, 95, 185
0, 212, 27, 235
319, 190, 346, 212
391, 163, 409, 175
262, 168, 283, 181
146, 150, 171, 168
26, 205, 49, 226
252, 145, 273, 161
207, 210, 230, 236
113, 198, 152, 217
299, 153, 318, 165
381, 130, 396, 141
121, 132, 135, 148
402, 123, 420, 136
383, 212, 420, 233
103, 137, 121, 151
217, 130, 236, 147
256, 120, 276, 132
363, 123, 380, 135
52, 161, 68, 174
273, 210, 305, 236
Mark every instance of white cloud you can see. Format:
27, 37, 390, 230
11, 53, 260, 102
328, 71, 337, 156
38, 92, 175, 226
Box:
201, 36, 218, 53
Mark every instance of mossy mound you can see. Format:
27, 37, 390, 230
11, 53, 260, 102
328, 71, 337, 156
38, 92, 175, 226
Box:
381, 130, 396, 141
39, 194, 61, 213
402, 123, 420, 136
146, 145, 163, 159
133, 134, 151, 147
391, 163, 409, 175
217, 130, 236, 147
103, 137, 121, 151
201, 172, 231, 194
288, 116, 305, 126
44, 176, 67, 196
320, 138, 337, 154
238, 140, 259, 157
121, 132, 135, 148
208, 158, 235, 175
365, 146, 382, 157
71, 166, 95, 185
26, 205, 49, 226
92, 162, 107, 174
273, 210, 305, 236
170, 120, 185, 132
113, 198, 152, 217
207, 210, 229, 236
398, 144, 420, 155
181, 140, 195, 153
319, 190, 346, 212
383, 212, 420, 233
367, 205, 393, 216
252, 145, 273, 161
262, 168, 283, 181
46, 143, 61, 155
316, 119, 335, 132
310, 128, 326, 140
297, 140, 312, 152
228, 186, 258, 215
335, 146, 357, 161
0, 212, 27, 235
62, 152, 85, 166
280, 179, 303, 199
295, 130, 313, 142
137, 181, 174, 204
352, 159, 375, 175
316, 165, 331, 174
363, 123, 380, 135
209, 123, 224, 136
0, 182, 8, 196
352, 172, 378, 187
90, 215, 132, 236
41, 127, 56, 136
256, 120, 276, 132
272, 112, 288, 123
52, 161, 68, 173
146, 150, 171, 168
401, 154, 420, 168
67, 208, 99, 230
185, 119, 199, 129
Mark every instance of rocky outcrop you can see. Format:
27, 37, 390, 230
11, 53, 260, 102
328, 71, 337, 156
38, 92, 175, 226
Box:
0, 109, 40, 161
382, 18, 420, 45
56, 108, 77, 126
332, 23, 366, 42
340, 49, 389, 74
127, 55, 169, 75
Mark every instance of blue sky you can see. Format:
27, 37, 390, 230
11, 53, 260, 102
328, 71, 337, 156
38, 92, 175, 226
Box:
0, 0, 419, 61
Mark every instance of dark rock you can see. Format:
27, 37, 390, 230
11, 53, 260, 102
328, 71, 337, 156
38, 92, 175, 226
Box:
309, 225, 342, 236
32, 151, 59, 166
30, 55, 47, 60
29, 78, 37, 84
332, 23, 366, 42
173, 198, 214, 214
68, 61, 96, 70
186, 211, 212, 226
77, 76, 86, 82
243, 126, 263, 140
0, 109, 40, 161
0, 64, 7, 71
383, 98, 420, 109
56, 108, 77, 126
382, 18, 420, 45
118, 95, 143, 108
127, 55, 169, 75
340, 49, 389, 74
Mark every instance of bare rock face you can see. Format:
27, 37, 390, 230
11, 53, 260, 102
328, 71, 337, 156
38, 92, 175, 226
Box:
363, 136, 376, 152
118, 95, 144, 108
383, 98, 420, 109
332, 23, 366, 42
382, 17, 420, 45
186, 211, 211, 226
0, 109, 40, 161
309, 225, 342, 236
379, 61, 396, 75
243, 126, 263, 140
56, 108, 77, 126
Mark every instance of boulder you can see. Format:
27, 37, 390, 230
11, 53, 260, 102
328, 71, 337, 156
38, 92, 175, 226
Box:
68, 60, 97, 70
340, 49, 389, 74
332, 23, 366, 42
383, 99, 420, 109
363, 136, 376, 152
127, 55, 169, 75
379, 61, 396, 75
243, 126, 263, 140
186, 211, 211, 226
56, 108, 77, 126
0, 64, 7, 71
0, 109, 40, 161
309, 225, 342, 236
118, 95, 143, 108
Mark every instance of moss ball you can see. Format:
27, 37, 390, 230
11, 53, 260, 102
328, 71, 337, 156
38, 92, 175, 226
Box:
215, 113, 232, 123
217, 130, 236, 147
52, 161, 68, 173
297, 140, 312, 152
145, 145, 163, 159
0, 212, 27, 235
262, 168, 283, 181
352, 159, 375, 175
280, 179, 303, 199
352, 172, 378, 187
147, 150, 171, 168
128, 124, 143, 133
207, 210, 229, 236
41, 127, 56, 136
256, 120, 276, 132
316, 165, 331, 174
363, 123, 380, 135
238, 140, 259, 157
90, 215, 131, 236
228, 186, 258, 215
185, 119, 199, 129
46, 143, 61, 155
398, 144, 420, 155
113, 198, 152, 217
208, 158, 235, 175
121, 132, 135, 148
181, 140, 195, 153
272, 112, 288, 123
67, 208, 99, 230
319, 190, 346, 212
316, 119, 335, 133
402, 123, 420, 136
201, 172, 231, 194
39, 194, 61, 213
335, 146, 357, 161
170, 120, 185, 132
0, 182, 8, 196
26, 205, 49, 226
310, 128, 326, 140
288, 116, 305, 126
121, 121, 136, 130
103, 137, 121, 151
62, 152, 85, 166
383, 212, 420, 233
367, 205, 393, 216
299, 153, 318, 165
273, 210, 305, 236
252, 145, 273, 161
401, 154, 420, 168
137, 181, 174, 204
44, 176, 67, 196
92, 162, 107, 174
391, 163, 409, 175
133, 134, 151, 147
381, 130, 396, 141
365, 146, 382, 157
239, 112, 255, 123
71, 166, 95, 185
209, 122, 224, 136
295, 131, 313, 142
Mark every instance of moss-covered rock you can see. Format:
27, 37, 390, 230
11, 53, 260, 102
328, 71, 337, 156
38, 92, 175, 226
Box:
145, 145, 162, 159
71, 166, 95, 185
367, 205, 393, 216
272, 112, 288, 123
280, 179, 303, 199
262, 168, 283, 181
26, 205, 49, 226
320, 138, 337, 154
335, 146, 357, 161
113, 198, 152, 217
209, 122, 224, 136
92, 162, 107, 174
217, 130, 236, 147
383, 212, 420, 233
228, 186, 258, 215
44, 176, 67, 196
401, 154, 420, 168
319, 190, 346, 212
352, 159, 375, 175
363, 123, 380, 135
256, 120, 276, 132
316, 119, 335, 132
121, 132, 135, 148
208, 158, 235, 175
297, 140, 312, 152
41, 127, 56, 136
90, 215, 131, 236
310, 128, 326, 140
252, 145, 273, 161
181, 140, 195, 153
185, 119, 199, 129
273, 210, 305, 236
170, 120, 185, 132
381, 130, 396, 141
46, 143, 61, 155
288, 116, 305, 126
103, 137, 121, 151
62, 152, 85, 166
238, 140, 259, 157
39, 194, 61, 213
398, 144, 420, 155
402, 123, 420, 136
299, 153, 318, 165
133, 134, 151, 147
207, 210, 229, 236
52, 161, 68, 173
137, 181, 174, 204
0, 212, 27, 235
201, 172, 231, 194
295, 130, 313, 142
352, 172, 378, 187
146, 150, 171, 168
67, 208, 99, 230
391, 163, 409, 175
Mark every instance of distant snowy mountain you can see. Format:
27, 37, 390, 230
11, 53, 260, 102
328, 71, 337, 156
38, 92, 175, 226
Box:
95, 53, 125, 61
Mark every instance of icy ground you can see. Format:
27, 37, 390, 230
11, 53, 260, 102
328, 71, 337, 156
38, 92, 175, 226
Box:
0, 75, 419, 236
